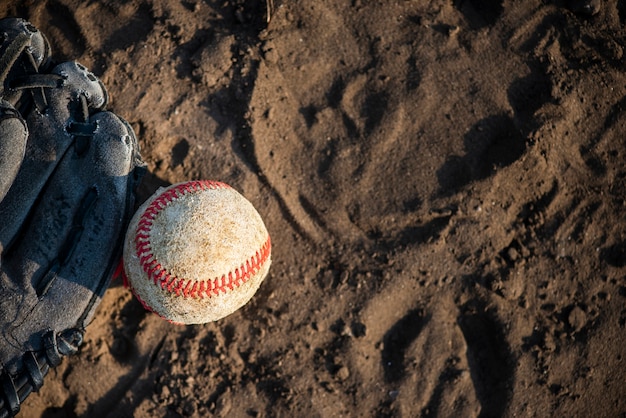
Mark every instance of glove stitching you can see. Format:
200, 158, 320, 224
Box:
133, 180, 272, 300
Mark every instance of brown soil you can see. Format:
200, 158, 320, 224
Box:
3, 0, 626, 416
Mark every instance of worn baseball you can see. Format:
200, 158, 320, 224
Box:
122, 180, 271, 324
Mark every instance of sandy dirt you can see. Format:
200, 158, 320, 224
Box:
2, 0, 626, 416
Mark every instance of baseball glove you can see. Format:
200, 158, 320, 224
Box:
0, 18, 145, 417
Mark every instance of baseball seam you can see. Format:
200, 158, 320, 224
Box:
134, 180, 271, 299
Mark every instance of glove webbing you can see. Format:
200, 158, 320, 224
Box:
0, 329, 83, 418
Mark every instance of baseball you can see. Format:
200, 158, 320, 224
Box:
122, 180, 271, 324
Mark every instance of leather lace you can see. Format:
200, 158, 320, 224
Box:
0, 330, 83, 418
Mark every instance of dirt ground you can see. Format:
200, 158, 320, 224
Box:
2, 0, 626, 416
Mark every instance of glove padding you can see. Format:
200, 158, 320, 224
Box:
0, 18, 144, 417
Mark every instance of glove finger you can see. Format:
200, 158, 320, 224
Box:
0, 61, 107, 250
0, 17, 51, 107
0, 100, 27, 202
0, 110, 141, 371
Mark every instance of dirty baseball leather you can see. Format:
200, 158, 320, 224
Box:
0, 18, 145, 417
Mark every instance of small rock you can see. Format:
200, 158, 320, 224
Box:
568, 306, 587, 332
336, 366, 350, 381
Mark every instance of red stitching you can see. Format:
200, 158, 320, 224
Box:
134, 180, 271, 300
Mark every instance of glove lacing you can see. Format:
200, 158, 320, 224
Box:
0, 330, 83, 418
0, 28, 98, 143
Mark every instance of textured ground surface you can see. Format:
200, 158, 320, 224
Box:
2, 0, 626, 416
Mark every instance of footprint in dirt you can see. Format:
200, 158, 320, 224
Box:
29, 0, 87, 60
457, 300, 515, 417
454, 0, 504, 29
436, 114, 526, 195
382, 309, 427, 383
376, 302, 480, 416
371, 295, 513, 417
29, 0, 154, 68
